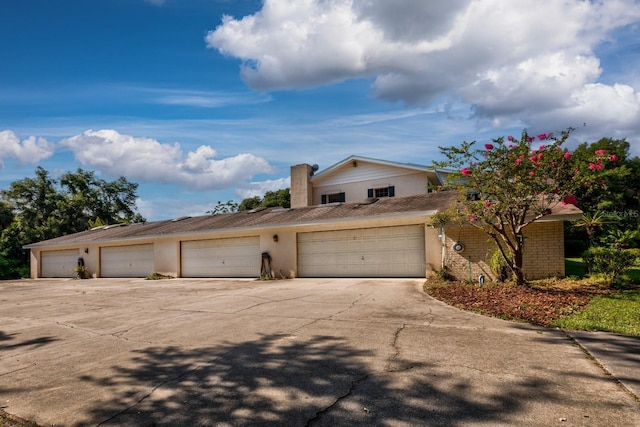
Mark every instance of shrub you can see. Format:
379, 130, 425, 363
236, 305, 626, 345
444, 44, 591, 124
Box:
145, 272, 174, 280
73, 265, 91, 279
582, 247, 637, 286
488, 249, 510, 282
0, 255, 29, 279
626, 248, 640, 265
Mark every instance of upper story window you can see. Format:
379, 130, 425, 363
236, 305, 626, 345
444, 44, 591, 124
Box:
321, 192, 345, 204
368, 186, 395, 198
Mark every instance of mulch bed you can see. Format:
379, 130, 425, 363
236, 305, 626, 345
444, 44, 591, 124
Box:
424, 280, 613, 327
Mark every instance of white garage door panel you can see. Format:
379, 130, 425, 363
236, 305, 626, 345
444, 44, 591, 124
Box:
41, 249, 79, 278
181, 236, 260, 278
101, 244, 154, 278
298, 225, 425, 278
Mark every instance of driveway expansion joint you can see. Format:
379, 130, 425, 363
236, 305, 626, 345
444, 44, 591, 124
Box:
564, 331, 640, 403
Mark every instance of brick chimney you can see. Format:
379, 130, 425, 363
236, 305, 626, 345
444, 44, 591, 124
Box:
290, 163, 314, 208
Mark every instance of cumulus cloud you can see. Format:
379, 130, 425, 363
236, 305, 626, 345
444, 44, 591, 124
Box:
60, 130, 275, 191
235, 176, 291, 199
0, 130, 55, 167
207, 0, 640, 139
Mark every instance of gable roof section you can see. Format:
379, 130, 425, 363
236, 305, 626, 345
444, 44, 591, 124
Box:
25, 192, 459, 249
310, 155, 450, 185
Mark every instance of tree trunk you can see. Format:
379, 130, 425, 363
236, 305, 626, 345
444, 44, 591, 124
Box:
512, 246, 525, 286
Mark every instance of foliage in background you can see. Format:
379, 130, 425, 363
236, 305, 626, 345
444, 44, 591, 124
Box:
209, 188, 290, 214
565, 138, 640, 256
436, 129, 611, 286
207, 200, 240, 214
0, 167, 144, 277
573, 211, 615, 247
582, 247, 637, 286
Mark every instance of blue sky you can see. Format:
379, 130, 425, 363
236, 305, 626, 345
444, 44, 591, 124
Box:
1, 0, 639, 220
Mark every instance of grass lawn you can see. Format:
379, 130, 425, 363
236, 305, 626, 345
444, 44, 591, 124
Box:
551, 258, 640, 335
551, 289, 640, 335
565, 257, 586, 277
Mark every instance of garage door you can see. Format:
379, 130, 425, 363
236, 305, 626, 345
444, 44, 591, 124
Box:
101, 244, 154, 278
181, 236, 261, 278
298, 225, 426, 278
41, 249, 79, 278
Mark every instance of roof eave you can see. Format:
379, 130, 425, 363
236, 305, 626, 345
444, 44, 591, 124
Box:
23, 210, 439, 250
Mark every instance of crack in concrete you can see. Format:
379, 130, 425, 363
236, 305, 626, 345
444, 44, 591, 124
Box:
303, 323, 410, 425
95, 349, 234, 427
385, 323, 406, 372
0, 365, 35, 378
287, 292, 375, 334
230, 294, 318, 314
304, 373, 370, 427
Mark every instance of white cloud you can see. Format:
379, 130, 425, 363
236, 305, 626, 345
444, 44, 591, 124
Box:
0, 130, 55, 167
147, 88, 272, 108
235, 176, 291, 199
207, 0, 640, 142
60, 129, 276, 191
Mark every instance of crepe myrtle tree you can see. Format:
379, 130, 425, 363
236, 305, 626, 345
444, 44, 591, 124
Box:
435, 129, 615, 286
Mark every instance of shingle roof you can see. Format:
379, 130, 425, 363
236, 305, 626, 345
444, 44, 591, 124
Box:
25, 192, 458, 248
24, 191, 581, 248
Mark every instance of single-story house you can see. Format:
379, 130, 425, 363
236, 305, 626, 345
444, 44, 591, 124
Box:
25, 156, 582, 280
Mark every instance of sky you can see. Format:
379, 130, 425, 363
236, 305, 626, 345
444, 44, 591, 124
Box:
1, 0, 639, 220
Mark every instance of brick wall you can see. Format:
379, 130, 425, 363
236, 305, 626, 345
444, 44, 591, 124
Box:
443, 221, 565, 282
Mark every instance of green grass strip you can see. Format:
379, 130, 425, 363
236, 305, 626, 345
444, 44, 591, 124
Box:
552, 290, 640, 336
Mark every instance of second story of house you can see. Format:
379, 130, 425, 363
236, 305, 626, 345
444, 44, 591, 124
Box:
291, 155, 451, 208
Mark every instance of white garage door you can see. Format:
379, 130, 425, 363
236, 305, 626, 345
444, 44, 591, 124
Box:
41, 249, 79, 278
181, 236, 261, 278
101, 244, 154, 278
298, 225, 426, 278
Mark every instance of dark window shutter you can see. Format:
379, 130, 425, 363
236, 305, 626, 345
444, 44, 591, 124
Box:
388, 186, 395, 197
339, 192, 345, 202
367, 188, 373, 198
321, 195, 327, 204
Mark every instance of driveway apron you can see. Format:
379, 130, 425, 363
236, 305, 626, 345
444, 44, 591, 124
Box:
0, 278, 638, 426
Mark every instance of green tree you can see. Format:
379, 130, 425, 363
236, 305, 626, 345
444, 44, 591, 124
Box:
207, 200, 239, 214
213, 188, 291, 214
59, 169, 143, 231
571, 138, 637, 214
0, 201, 13, 229
437, 129, 610, 286
573, 211, 614, 247
1, 167, 144, 273
601, 229, 639, 250
238, 196, 262, 211
261, 188, 290, 208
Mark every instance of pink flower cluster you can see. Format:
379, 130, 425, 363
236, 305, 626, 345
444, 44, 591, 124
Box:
560, 195, 578, 206
589, 161, 604, 171
589, 149, 617, 170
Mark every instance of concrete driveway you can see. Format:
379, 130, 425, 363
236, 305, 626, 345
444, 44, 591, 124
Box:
0, 278, 638, 426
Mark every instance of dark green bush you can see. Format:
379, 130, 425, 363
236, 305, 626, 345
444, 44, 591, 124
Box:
0, 255, 27, 280
582, 247, 637, 286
